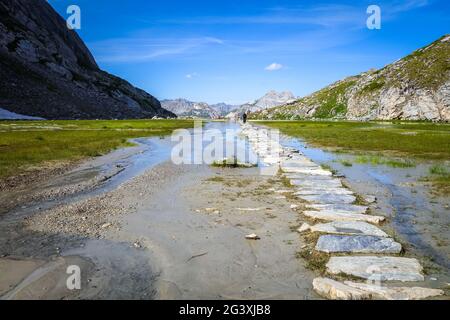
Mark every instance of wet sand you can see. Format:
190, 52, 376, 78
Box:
0, 123, 317, 299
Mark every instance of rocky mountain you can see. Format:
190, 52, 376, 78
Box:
252, 36, 450, 122
161, 99, 237, 119
210, 103, 238, 117
0, 0, 174, 119
225, 90, 296, 120
235, 90, 296, 115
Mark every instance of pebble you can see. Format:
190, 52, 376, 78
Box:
245, 234, 261, 240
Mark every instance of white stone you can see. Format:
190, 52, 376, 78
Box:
298, 194, 357, 204
310, 221, 388, 237
283, 168, 332, 175
326, 256, 425, 282
245, 234, 261, 240
344, 282, 445, 300
291, 180, 342, 188
297, 223, 311, 233
313, 278, 372, 300
306, 204, 368, 214
303, 210, 385, 224
294, 188, 354, 196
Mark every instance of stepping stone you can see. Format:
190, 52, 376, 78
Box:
283, 168, 332, 175
291, 180, 342, 188
310, 221, 389, 237
326, 256, 424, 282
303, 210, 385, 224
344, 282, 444, 300
298, 194, 357, 204
315, 235, 402, 254
285, 174, 334, 181
306, 204, 368, 214
313, 278, 371, 300
294, 188, 354, 196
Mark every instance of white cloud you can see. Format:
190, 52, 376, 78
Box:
265, 63, 283, 71
186, 72, 198, 79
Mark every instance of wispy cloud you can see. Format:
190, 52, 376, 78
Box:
156, 1, 431, 27
265, 63, 283, 71
91, 37, 224, 63
185, 72, 198, 79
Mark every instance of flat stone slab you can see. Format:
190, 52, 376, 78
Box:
326, 256, 424, 282
344, 282, 444, 300
291, 180, 342, 188
316, 235, 402, 254
282, 167, 332, 175
310, 221, 388, 237
285, 174, 334, 181
298, 194, 356, 204
313, 278, 371, 300
294, 188, 354, 196
304, 210, 385, 224
306, 204, 368, 214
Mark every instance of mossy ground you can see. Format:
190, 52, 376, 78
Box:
256, 120, 450, 193
0, 119, 195, 179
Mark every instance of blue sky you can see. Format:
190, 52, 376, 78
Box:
49, 0, 449, 104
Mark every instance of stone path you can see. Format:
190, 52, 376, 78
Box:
241, 123, 444, 300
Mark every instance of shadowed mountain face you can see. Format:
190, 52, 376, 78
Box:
252, 36, 450, 122
0, 0, 174, 120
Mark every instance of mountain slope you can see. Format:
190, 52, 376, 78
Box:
0, 0, 174, 119
161, 99, 237, 118
252, 36, 450, 121
161, 99, 219, 119
232, 91, 296, 116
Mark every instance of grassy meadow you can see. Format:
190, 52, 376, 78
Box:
0, 119, 194, 179
255, 120, 450, 193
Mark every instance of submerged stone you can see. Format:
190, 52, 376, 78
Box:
326, 256, 424, 282
315, 235, 402, 254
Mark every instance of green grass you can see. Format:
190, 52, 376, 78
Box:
255, 120, 450, 160
355, 155, 415, 168
425, 165, 450, 195
339, 160, 353, 167
0, 119, 195, 179
211, 157, 257, 168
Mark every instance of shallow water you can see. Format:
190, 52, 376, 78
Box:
281, 135, 450, 281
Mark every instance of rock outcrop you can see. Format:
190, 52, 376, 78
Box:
252, 35, 450, 122
0, 0, 174, 119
